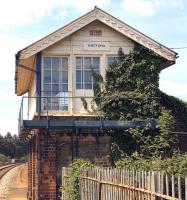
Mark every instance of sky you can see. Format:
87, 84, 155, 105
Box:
0, 0, 186, 135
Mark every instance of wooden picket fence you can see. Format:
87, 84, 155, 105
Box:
62, 167, 187, 200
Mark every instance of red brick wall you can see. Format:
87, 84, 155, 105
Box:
27, 140, 32, 199
28, 128, 110, 200
39, 130, 57, 200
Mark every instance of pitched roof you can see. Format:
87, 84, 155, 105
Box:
18, 6, 177, 61
15, 6, 178, 96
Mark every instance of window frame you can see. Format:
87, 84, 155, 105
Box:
107, 55, 120, 68
75, 56, 100, 90
42, 56, 69, 111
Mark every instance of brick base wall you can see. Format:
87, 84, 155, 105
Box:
28, 128, 110, 200
56, 130, 110, 188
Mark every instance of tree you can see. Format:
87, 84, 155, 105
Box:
87, 44, 178, 165
0, 132, 27, 159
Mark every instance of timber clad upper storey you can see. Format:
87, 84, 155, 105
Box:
15, 6, 178, 119
15, 7, 179, 200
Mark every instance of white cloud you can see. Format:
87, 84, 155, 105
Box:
0, 0, 111, 31
160, 80, 187, 101
122, 0, 155, 17
0, 33, 31, 135
121, 0, 184, 17
0, 33, 34, 81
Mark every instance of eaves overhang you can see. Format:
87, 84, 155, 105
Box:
15, 6, 178, 95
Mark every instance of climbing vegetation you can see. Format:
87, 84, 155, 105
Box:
83, 43, 181, 165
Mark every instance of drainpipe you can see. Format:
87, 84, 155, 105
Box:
36, 52, 42, 120
35, 52, 42, 200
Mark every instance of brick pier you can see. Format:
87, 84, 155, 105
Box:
27, 129, 110, 200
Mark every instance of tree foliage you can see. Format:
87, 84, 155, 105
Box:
87, 43, 179, 165
0, 132, 27, 161
161, 91, 187, 131
116, 151, 187, 177
62, 159, 94, 200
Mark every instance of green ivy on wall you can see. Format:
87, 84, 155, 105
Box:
86, 43, 180, 165
161, 91, 187, 131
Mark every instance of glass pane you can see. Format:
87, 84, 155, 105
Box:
76, 57, 82, 69
76, 71, 82, 83
43, 96, 51, 110
84, 83, 92, 89
52, 84, 59, 92
62, 57, 68, 70
43, 84, 51, 92
61, 84, 68, 92
52, 57, 60, 71
92, 57, 100, 69
52, 71, 59, 83
51, 95, 59, 110
43, 91, 51, 97
62, 72, 68, 83
44, 71, 51, 83
84, 57, 91, 69
84, 71, 92, 82
76, 83, 82, 89
43, 57, 51, 70
108, 57, 119, 66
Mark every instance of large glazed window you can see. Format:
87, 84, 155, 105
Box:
108, 56, 119, 67
42, 57, 68, 111
76, 57, 100, 89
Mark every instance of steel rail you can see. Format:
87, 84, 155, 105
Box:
0, 164, 20, 180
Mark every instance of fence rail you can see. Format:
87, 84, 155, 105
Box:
62, 167, 187, 200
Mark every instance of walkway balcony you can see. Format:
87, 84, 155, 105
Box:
18, 94, 158, 136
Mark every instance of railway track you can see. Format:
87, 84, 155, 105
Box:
0, 164, 20, 180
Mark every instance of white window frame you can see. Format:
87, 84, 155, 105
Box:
75, 56, 100, 90
41, 56, 69, 111
107, 55, 119, 68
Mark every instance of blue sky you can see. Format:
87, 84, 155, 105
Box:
0, 0, 186, 135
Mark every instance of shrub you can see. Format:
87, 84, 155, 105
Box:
62, 159, 94, 200
116, 152, 187, 177
0, 153, 10, 164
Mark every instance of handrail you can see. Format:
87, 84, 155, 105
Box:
18, 94, 160, 135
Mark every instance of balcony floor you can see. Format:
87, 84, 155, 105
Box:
22, 119, 157, 129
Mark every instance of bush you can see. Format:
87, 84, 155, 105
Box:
62, 159, 94, 200
0, 153, 10, 164
116, 152, 187, 177
18, 156, 27, 163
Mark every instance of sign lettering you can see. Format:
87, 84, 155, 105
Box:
83, 42, 110, 51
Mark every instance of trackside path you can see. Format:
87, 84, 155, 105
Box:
0, 164, 27, 200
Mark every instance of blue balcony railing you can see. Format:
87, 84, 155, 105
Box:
18, 95, 159, 135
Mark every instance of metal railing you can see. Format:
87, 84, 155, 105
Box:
18, 95, 159, 134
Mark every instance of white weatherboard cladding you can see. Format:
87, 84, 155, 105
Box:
83, 42, 110, 51
41, 21, 134, 116
19, 7, 176, 61
43, 21, 133, 55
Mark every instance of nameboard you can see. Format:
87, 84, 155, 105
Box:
83, 42, 110, 51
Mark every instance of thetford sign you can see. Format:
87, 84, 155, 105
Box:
83, 42, 110, 50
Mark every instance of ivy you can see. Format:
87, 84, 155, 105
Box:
84, 43, 180, 165
62, 159, 94, 200
116, 151, 187, 177
161, 91, 187, 131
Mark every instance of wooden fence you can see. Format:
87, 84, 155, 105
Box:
62, 167, 187, 200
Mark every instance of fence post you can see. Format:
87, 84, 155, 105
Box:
185, 177, 187, 200
151, 172, 155, 200
178, 176, 181, 200
172, 175, 175, 198
98, 168, 102, 200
